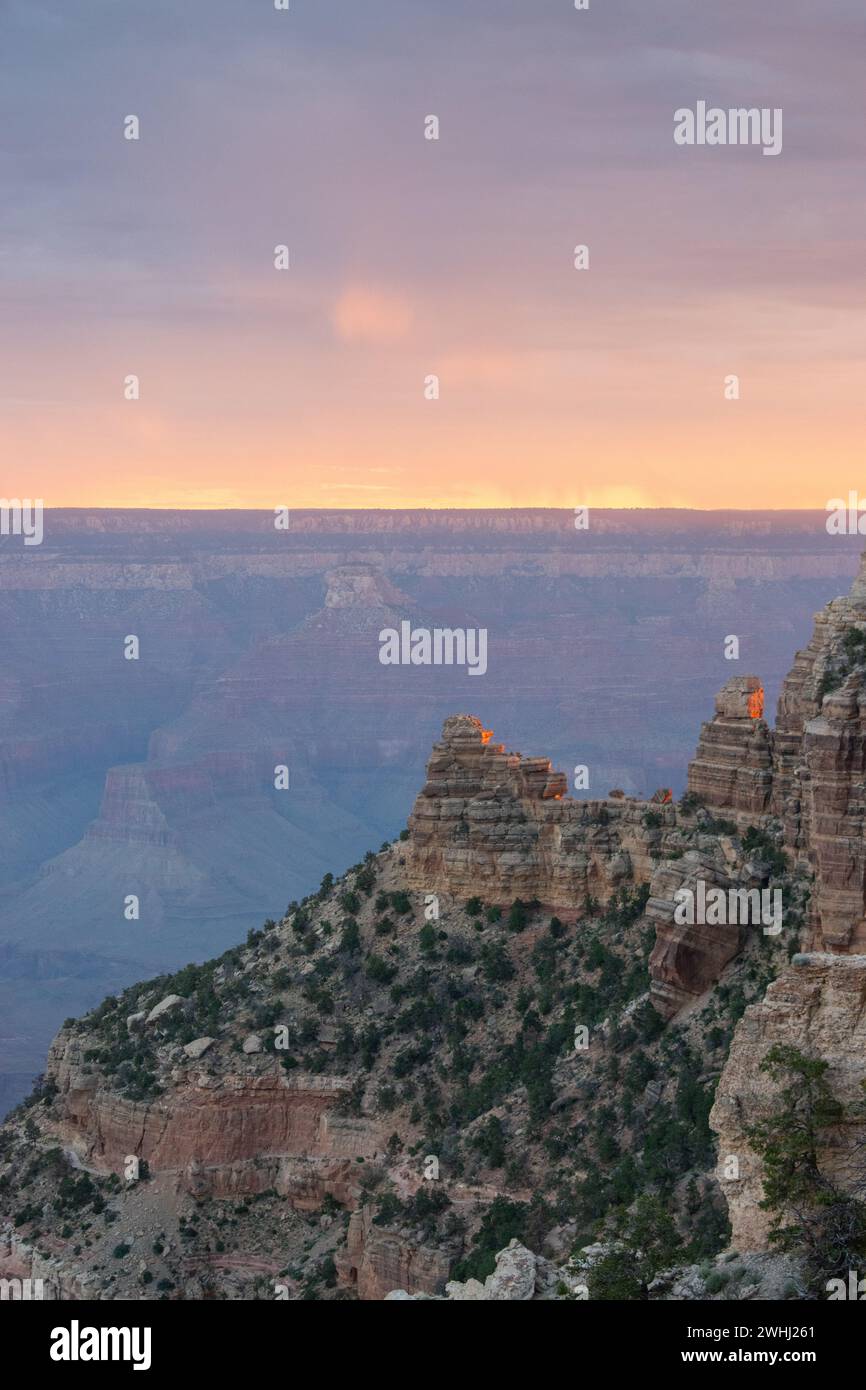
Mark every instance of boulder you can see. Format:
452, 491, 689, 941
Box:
145, 995, 185, 1025
444, 1240, 537, 1301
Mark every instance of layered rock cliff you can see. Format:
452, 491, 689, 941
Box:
407, 553, 866, 981
406, 714, 666, 910
406, 708, 775, 1016
48, 1028, 379, 1209
710, 953, 866, 1251
403, 556, 866, 1270
704, 559, 866, 1259
685, 676, 773, 825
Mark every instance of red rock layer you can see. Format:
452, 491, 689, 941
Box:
48, 1034, 382, 1208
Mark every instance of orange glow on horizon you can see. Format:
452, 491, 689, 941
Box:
5, 336, 862, 512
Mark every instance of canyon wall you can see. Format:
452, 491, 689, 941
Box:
1, 508, 859, 1113
47, 1032, 383, 1209
336, 1207, 453, 1300
406, 710, 772, 1015
710, 953, 866, 1250
706, 558, 866, 1252
10, 520, 866, 1277
687, 635, 866, 957
407, 551, 866, 1030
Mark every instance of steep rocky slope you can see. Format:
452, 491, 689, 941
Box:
0, 825, 786, 1300
0, 718, 800, 1301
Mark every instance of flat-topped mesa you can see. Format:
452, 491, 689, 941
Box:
406, 715, 667, 910
686, 676, 773, 826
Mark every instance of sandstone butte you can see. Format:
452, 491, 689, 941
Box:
5, 551, 866, 1297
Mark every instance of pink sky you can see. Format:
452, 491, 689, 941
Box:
3, 0, 865, 509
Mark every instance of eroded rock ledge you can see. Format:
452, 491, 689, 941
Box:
49, 1031, 383, 1208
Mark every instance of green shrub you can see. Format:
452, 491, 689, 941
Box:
480, 942, 514, 983
340, 918, 360, 952
507, 899, 529, 933
365, 954, 397, 985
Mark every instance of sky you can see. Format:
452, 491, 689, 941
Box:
2, 0, 865, 510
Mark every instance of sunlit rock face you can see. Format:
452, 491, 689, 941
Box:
685, 676, 773, 826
